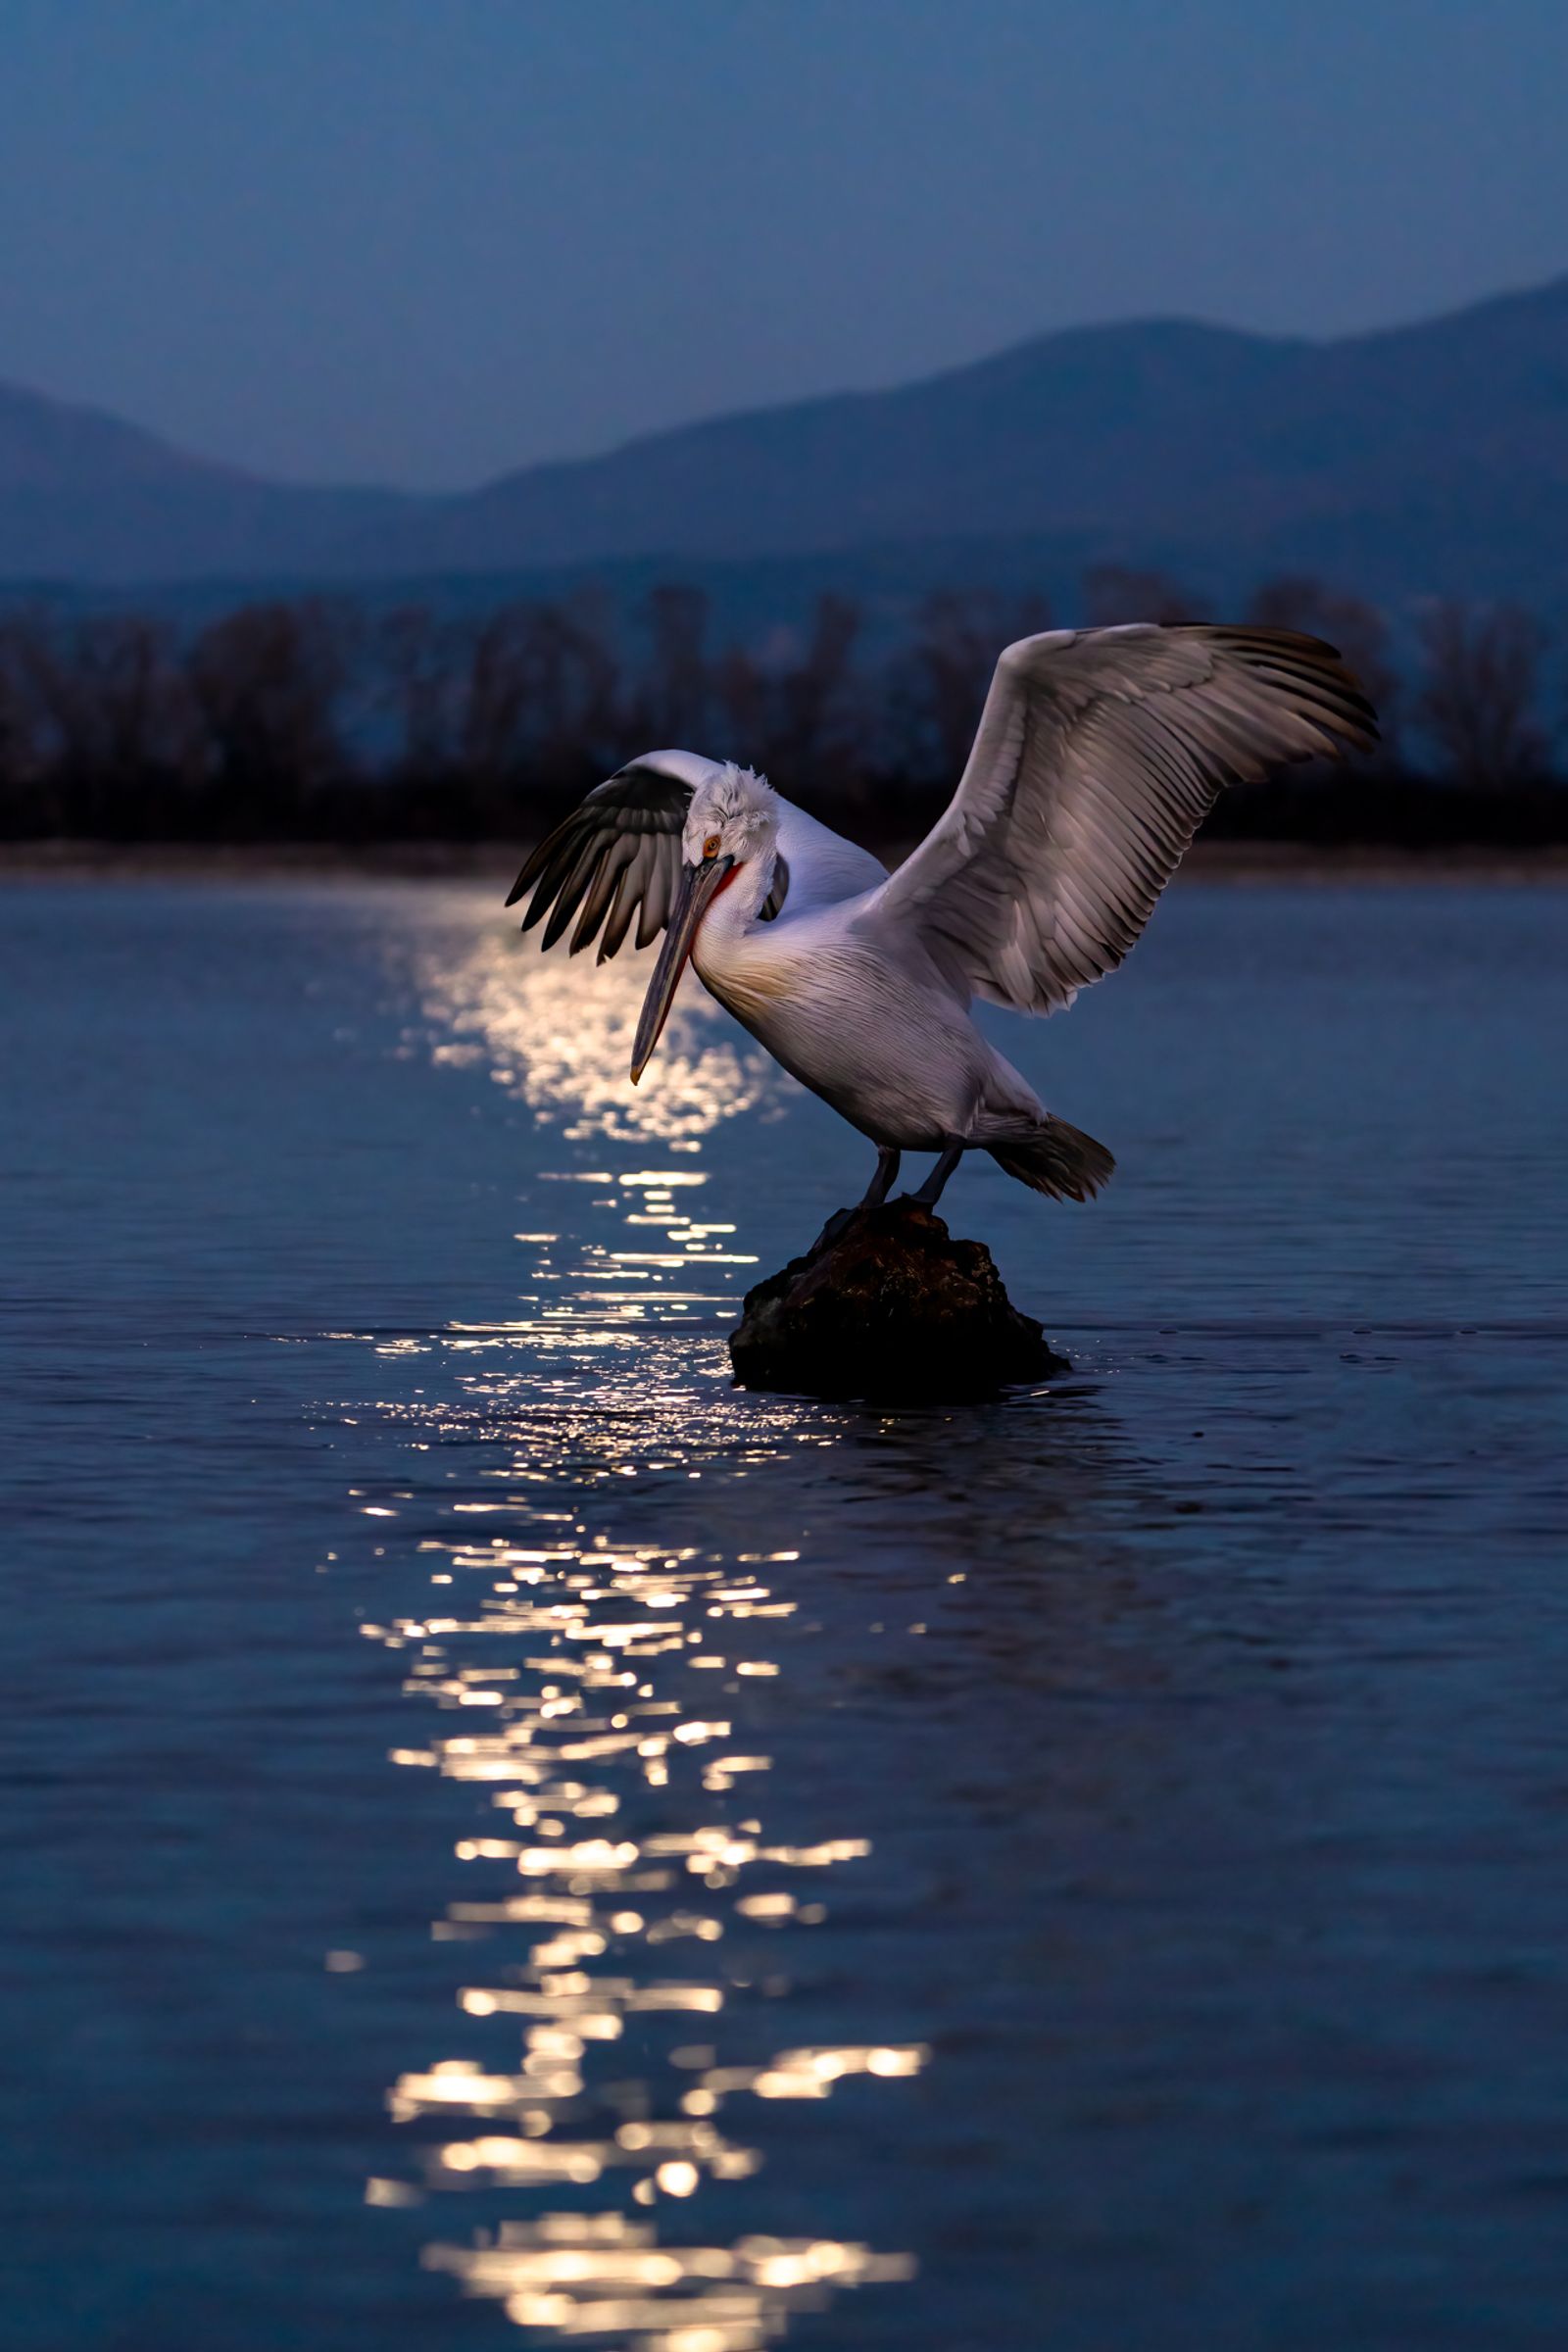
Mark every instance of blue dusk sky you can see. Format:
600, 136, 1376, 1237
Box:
2, 0, 1566, 488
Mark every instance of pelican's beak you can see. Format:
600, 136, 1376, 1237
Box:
630, 856, 734, 1083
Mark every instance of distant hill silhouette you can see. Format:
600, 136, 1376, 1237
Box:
0, 379, 410, 582
5, 275, 1568, 606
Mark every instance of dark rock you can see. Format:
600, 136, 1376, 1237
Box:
728, 1199, 1068, 1401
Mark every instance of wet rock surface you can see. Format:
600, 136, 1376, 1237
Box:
728, 1198, 1068, 1400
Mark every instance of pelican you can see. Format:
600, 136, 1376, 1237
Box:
508, 625, 1375, 1212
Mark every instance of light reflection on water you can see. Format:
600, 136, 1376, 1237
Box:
411, 923, 782, 1150
365, 1523, 918, 2344
361, 933, 927, 2347
9, 880, 1568, 2352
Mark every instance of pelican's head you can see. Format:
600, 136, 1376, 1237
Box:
631, 762, 778, 1084
680, 762, 780, 872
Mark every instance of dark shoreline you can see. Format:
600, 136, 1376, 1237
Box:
4, 837, 1567, 887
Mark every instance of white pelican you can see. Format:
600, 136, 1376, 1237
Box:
509, 625, 1375, 1213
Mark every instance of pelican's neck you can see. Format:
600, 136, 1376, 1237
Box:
692, 848, 776, 976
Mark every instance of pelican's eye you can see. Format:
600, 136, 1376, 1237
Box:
703, 834, 721, 859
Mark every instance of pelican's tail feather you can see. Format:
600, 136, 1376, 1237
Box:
989, 1117, 1115, 1203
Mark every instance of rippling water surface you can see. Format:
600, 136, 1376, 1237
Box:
4, 878, 1567, 2352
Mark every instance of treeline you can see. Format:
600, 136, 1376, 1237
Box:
0, 568, 1564, 848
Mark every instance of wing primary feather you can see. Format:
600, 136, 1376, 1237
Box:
540, 832, 612, 952
568, 837, 637, 956
508, 814, 580, 910
636, 854, 672, 949
521, 831, 591, 933
597, 863, 641, 963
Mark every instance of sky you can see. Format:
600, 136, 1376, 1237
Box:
3, 0, 1567, 492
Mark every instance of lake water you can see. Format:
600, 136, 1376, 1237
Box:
3, 876, 1567, 2352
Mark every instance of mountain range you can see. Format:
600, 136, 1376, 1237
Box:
5, 275, 1568, 614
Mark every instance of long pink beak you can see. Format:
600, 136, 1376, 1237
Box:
629, 855, 733, 1083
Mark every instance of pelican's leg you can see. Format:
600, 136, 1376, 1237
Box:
860, 1146, 901, 1209
911, 1144, 964, 1208
814, 1148, 902, 1251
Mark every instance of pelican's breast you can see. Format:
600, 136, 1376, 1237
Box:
693, 908, 971, 1124
692, 913, 817, 1029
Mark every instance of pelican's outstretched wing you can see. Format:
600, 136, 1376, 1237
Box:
509, 748, 885, 959
507, 753, 706, 961
856, 624, 1377, 1014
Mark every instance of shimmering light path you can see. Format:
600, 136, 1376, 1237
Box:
4, 880, 1567, 2352
355, 931, 924, 2344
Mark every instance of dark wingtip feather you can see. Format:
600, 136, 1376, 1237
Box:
508, 762, 692, 948
568, 843, 633, 956
520, 833, 584, 934
505, 823, 569, 909
507, 815, 578, 912
1212, 624, 1381, 756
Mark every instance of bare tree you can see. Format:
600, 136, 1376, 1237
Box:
457, 606, 533, 801
888, 588, 1051, 785
0, 612, 49, 831
767, 595, 867, 793
514, 598, 622, 790
1413, 601, 1549, 789
19, 612, 202, 833
640, 584, 710, 750
188, 600, 349, 827
710, 640, 769, 767
380, 604, 466, 781
706, 596, 872, 803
